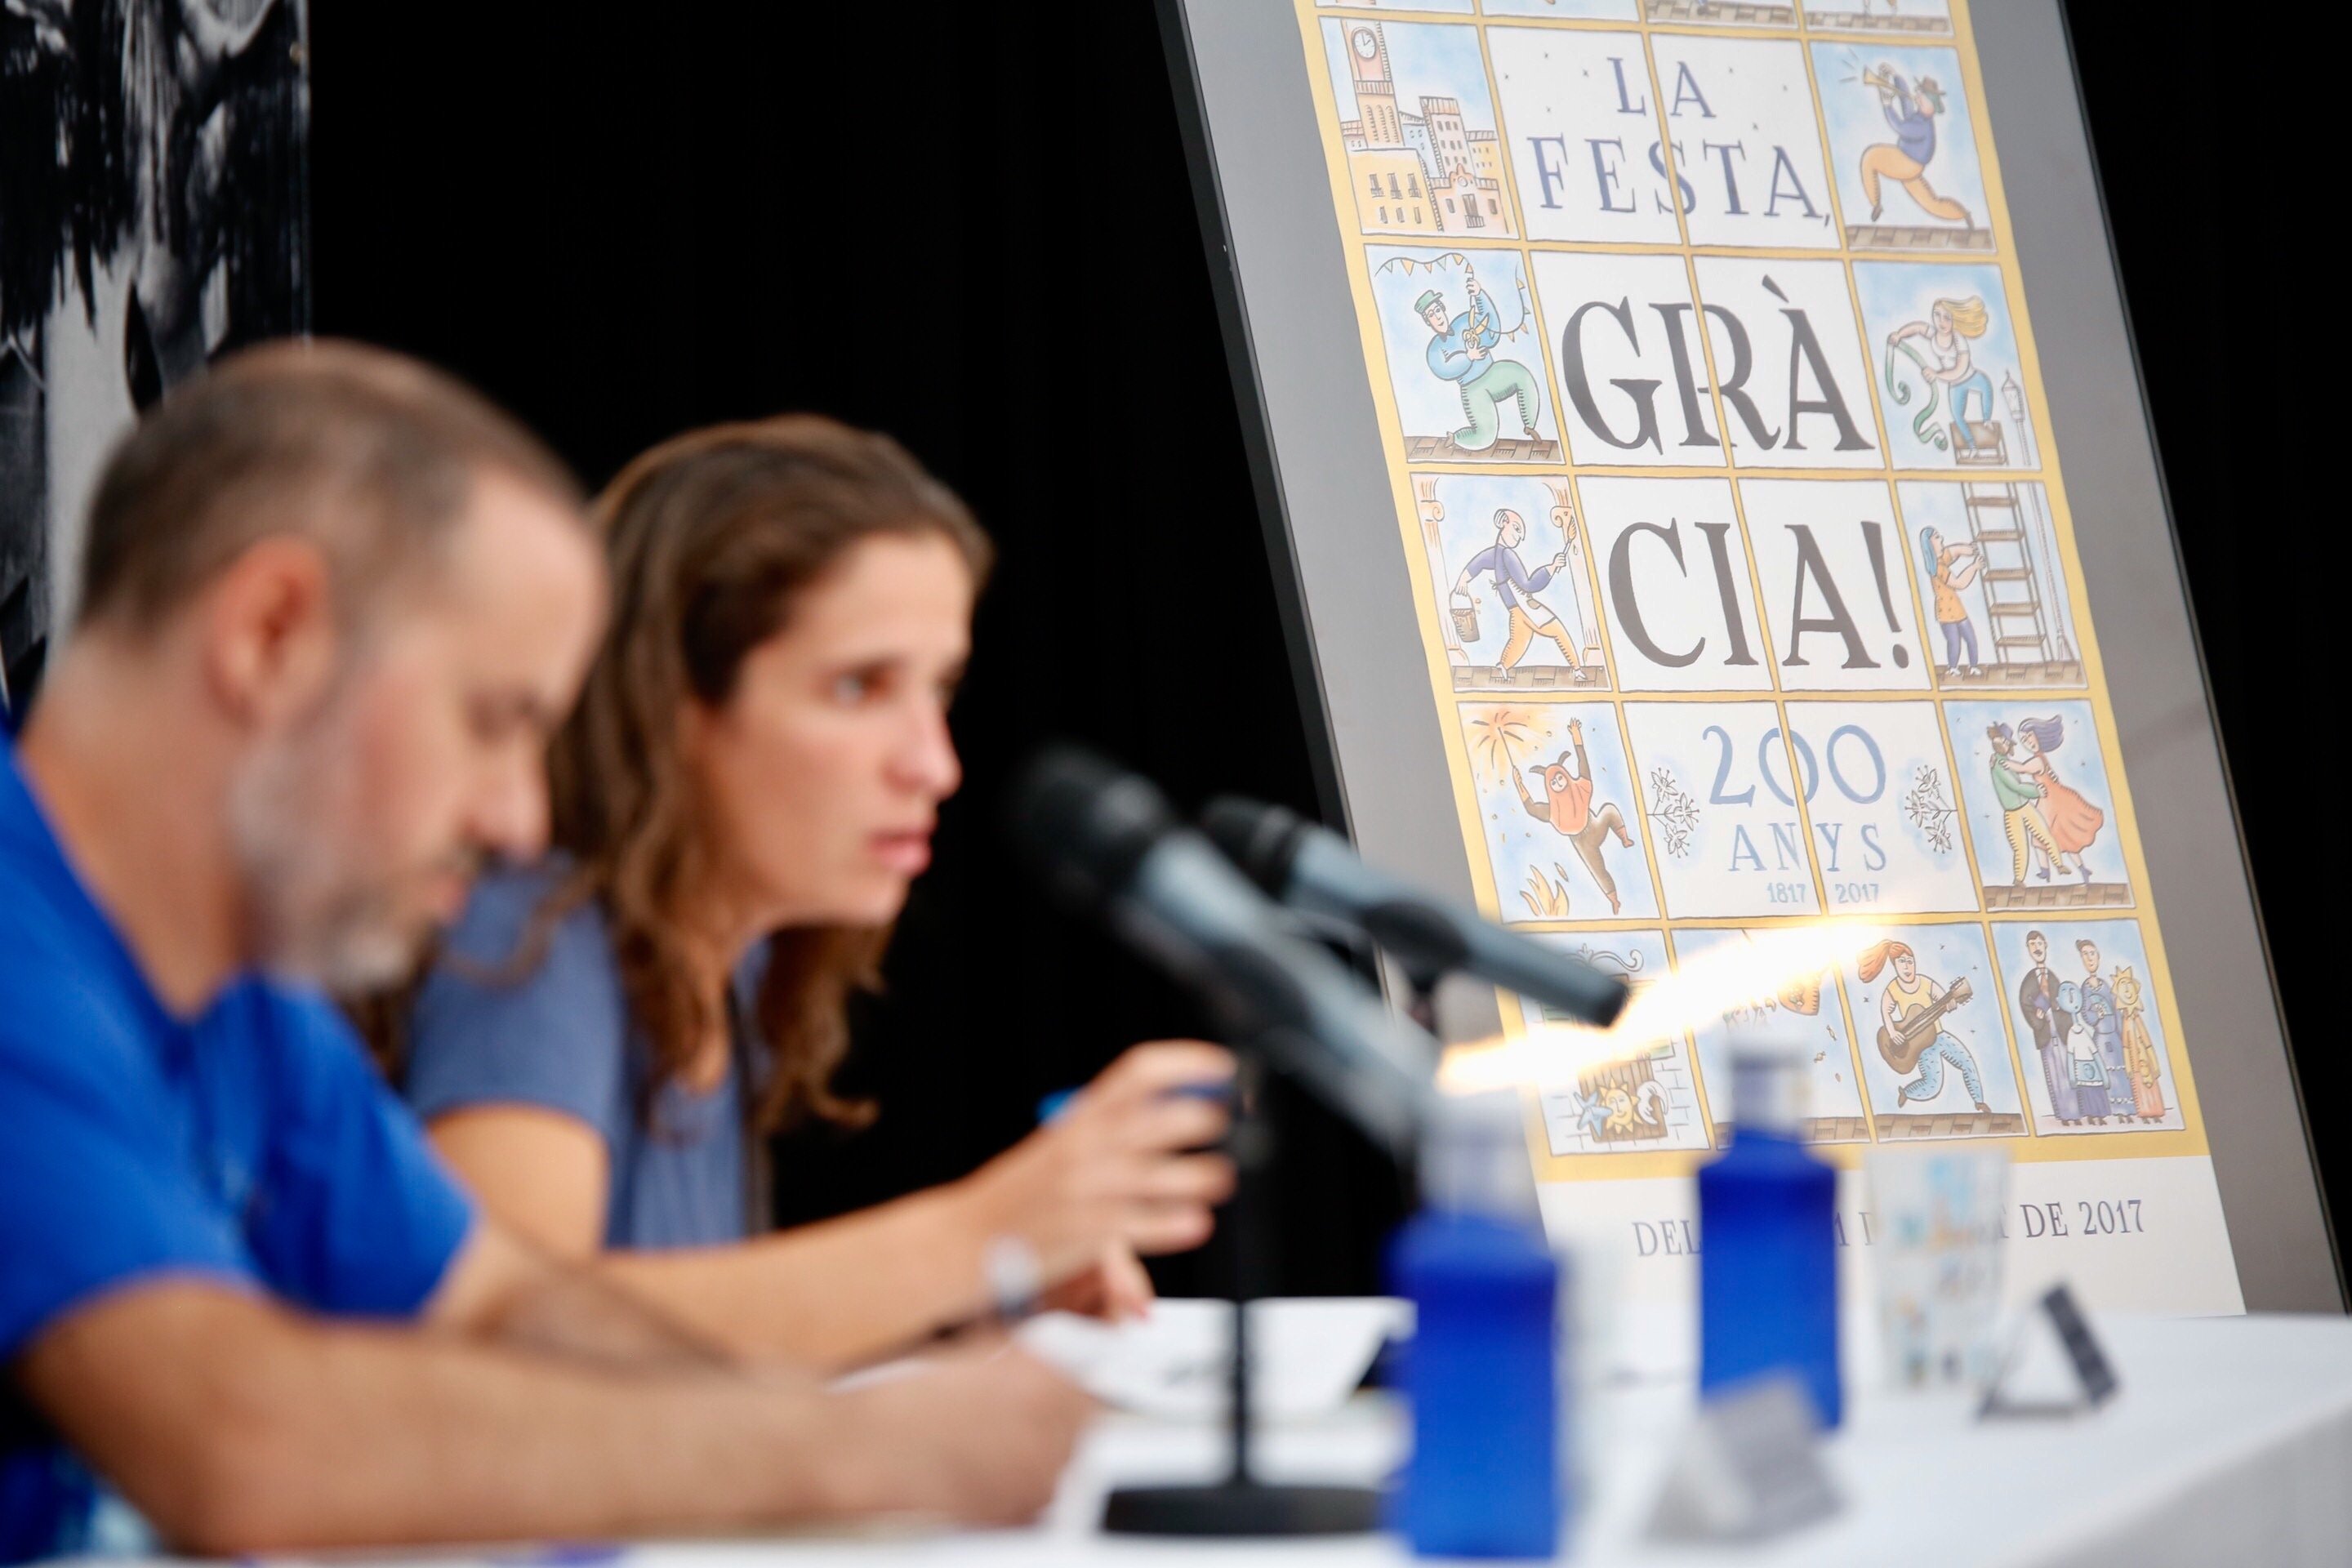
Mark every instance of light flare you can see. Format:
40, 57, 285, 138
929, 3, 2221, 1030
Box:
1435, 920, 1886, 1094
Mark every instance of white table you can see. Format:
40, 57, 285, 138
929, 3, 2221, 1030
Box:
605, 1309, 2352, 1568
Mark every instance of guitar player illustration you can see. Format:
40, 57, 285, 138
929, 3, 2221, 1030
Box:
1860, 938, 1990, 1115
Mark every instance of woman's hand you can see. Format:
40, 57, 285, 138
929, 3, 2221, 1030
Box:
957, 1041, 1235, 1291
1037, 1242, 1156, 1323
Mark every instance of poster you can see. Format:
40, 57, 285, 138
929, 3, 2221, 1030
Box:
0, 0, 310, 714
1297, 0, 2241, 1320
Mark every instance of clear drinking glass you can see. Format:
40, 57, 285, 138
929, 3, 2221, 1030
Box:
1864, 1147, 2009, 1392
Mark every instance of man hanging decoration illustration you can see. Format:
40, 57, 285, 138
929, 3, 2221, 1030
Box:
1417, 264, 1543, 454
1508, 716, 1635, 915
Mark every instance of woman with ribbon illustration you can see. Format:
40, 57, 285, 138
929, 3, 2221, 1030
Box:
1886, 296, 1994, 455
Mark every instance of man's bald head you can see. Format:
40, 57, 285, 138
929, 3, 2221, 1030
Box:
78, 340, 584, 636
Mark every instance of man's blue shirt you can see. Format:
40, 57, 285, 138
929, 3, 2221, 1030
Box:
1424, 304, 1502, 385
0, 744, 475, 1561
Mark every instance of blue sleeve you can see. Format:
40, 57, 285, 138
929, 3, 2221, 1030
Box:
401, 881, 632, 1157
251, 991, 474, 1318
0, 1050, 252, 1361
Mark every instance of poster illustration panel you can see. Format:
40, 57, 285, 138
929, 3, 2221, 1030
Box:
1838, 922, 2027, 1138
1530, 251, 1715, 469
1414, 473, 1609, 691
1647, 34, 1838, 252
1690, 257, 1881, 470
1639, 1, 1796, 28
1487, 27, 1682, 246
1322, 20, 1516, 240
1575, 476, 1771, 693
1480, 0, 1636, 16
1990, 920, 2185, 1136
1805, 0, 1954, 38
1854, 261, 2035, 471
1674, 925, 1869, 1143
1521, 931, 1713, 1156
1368, 246, 1561, 462
1740, 478, 1930, 691
1944, 698, 2128, 911
1809, 40, 1990, 252
1900, 480, 2082, 687
1460, 702, 1659, 924
1624, 702, 1822, 919
1784, 701, 1977, 915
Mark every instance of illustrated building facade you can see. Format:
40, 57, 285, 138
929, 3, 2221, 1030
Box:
1337, 23, 1513, 238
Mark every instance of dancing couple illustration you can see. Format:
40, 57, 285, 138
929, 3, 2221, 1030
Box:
1985, 715, 2103, 886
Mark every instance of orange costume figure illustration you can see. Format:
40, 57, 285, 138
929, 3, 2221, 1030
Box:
1859, 64, 1971, 226
1510, 716, 1634, 915
2115, 967, 2167, 1120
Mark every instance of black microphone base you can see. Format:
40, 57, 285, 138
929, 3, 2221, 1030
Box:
1102, 1480, 1381, 1537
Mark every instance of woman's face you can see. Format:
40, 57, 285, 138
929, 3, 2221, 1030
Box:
681, 532, 975, 932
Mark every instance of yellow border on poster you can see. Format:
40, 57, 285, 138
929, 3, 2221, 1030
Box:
1289, 0, 2210, 1185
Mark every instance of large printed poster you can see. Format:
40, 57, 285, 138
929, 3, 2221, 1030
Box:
1296, 0, 2242, 1321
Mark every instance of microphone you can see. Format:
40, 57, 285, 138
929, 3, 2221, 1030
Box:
1200, 796, 1629, 1029
1007, 747, 1435, 1153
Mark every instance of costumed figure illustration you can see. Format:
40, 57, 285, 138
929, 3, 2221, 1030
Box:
1919, 523, 1982, 678
2017, 929, 2081, 1125
2076, 939, 2134, 1123
1861, 939, 1989, 1115
1985, 722, 2071, 889
2056, 981, 2111, 1124
1418, 265, 1541, 453
1562, 1076, 1668, 1144
1887, 297, 1998, 457
2010, 715, 2102, 883
1452, 506, 1581, 679
1858, 64, 1971, 227
2115, 967, 2167, 1120
1509, 716, 1635, 915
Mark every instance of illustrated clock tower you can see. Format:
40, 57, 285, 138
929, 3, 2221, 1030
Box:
1348, 24, 1401, 147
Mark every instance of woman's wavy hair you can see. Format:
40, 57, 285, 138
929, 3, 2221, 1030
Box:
572, 416, 991, 1133
360, 416, 991, 1134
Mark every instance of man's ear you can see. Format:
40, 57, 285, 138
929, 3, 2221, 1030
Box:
198, 536, 340, 730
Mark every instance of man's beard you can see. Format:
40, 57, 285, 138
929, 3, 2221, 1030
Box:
225, 704, 461, 991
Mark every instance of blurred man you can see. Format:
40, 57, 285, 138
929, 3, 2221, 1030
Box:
0, 342, 1088, 1560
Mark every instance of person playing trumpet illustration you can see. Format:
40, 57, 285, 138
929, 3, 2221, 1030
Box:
1859, 64, 1972, 228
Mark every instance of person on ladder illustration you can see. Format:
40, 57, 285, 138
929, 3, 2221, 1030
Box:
1920, 523, 1984, 679
1861, 938, 1991, 1116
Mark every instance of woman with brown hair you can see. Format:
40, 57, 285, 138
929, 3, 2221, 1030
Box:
379, 415, 1232, 1367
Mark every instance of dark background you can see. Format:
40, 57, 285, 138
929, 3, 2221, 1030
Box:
304, 5, 2341, 1296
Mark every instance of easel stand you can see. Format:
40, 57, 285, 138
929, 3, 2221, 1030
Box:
1101, 1054, 1383, 1536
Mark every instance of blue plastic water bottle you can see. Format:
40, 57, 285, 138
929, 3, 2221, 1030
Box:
1699, 1040, 1842, 1428
1389, 1093, 1562, 1558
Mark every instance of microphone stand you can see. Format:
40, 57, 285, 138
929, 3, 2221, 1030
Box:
1101, 1049, 1383, 1536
